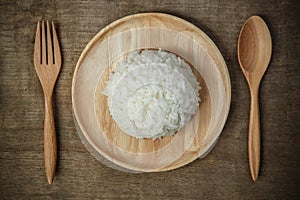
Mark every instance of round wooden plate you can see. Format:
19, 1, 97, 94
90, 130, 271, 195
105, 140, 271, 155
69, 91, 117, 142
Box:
72, 13, 231, 172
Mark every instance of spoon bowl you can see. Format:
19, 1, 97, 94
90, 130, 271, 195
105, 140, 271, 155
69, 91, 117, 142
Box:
238, 16, 272, 181
238, 16, 272, 85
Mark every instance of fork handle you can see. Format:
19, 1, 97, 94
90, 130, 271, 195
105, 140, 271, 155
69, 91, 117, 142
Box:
248, 86, 260, 182
44, 96, 57, 184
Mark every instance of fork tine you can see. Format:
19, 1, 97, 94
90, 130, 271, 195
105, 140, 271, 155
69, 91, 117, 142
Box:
41, 20, 47, 65
46, 21, 53, 65
52, 21, 61, 67
34, 21, 41, 66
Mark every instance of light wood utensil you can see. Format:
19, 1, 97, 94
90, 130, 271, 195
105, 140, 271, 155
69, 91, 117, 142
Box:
34, 21, 61, 184
238, 16, 272, 181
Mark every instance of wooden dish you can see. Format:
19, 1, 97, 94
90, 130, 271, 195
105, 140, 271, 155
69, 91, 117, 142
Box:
72, 13, 231, 172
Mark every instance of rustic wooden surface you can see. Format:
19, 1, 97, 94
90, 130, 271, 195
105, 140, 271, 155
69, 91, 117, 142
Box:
0, 0, 299, 199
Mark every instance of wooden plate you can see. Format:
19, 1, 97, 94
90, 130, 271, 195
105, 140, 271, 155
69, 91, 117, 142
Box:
72, 13, 231, 172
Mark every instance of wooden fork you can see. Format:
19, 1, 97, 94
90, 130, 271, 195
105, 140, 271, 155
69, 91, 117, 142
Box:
34, 21, 61, 184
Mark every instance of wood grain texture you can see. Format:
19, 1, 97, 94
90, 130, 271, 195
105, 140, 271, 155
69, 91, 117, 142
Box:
34, 21, 62, 184
0, 0, 299, 199
73, 13, 230, 172
238, 16, 272, 181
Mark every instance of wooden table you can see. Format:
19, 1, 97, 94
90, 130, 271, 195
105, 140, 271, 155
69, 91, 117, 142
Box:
1, 0, 299, 199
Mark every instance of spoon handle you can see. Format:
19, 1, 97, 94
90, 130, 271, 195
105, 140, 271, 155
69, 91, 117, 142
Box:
248, 87, 260, 181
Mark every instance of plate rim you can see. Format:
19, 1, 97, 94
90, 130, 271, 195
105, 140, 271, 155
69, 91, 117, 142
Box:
72, 12, 231, 172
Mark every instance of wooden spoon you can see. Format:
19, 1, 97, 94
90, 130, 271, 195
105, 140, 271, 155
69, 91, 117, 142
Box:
238, 16, 272, 181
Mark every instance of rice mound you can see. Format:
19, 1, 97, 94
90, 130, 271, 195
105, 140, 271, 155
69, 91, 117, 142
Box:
103, 49, 200, 139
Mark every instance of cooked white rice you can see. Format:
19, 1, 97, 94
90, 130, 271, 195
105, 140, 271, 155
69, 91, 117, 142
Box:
103, 49, 200, 139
